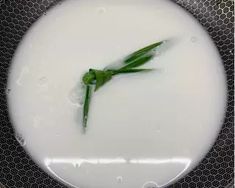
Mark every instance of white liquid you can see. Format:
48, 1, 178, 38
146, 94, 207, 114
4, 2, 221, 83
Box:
8, 0, 227, 187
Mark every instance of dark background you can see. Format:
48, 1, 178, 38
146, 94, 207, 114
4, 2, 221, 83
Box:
0, 0, 234, 187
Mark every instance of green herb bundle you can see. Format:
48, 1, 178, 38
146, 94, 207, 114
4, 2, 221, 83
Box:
82, 41, 163, 132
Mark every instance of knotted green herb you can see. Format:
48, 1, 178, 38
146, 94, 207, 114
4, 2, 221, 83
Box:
82, 41, 163, 132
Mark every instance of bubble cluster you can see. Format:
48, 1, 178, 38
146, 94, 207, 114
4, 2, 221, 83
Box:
14, 132, 26, 147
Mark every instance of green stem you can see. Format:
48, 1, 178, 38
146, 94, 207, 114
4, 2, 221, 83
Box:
83, 85, 92, 132
111, 68, 154, 75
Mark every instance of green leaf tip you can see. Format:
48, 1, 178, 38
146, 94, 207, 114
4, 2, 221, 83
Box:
83, 85, 92, 129
124, 41, 163, 64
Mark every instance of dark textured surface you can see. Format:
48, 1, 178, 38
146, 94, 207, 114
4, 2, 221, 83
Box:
0, 0, 234, 188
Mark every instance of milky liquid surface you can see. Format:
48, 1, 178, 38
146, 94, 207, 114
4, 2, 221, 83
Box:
7, 0, 227, 187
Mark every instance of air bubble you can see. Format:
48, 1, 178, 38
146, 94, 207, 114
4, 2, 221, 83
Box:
116, 176, 123, 183
73, 163, 81, 168
155, 129, 161, 133
6, 88, 11, 94
68, 83, 85, 107
191, 36, 198, 43
143, 181, 158, 188
97, 7, 107, 14
38, 76, 48, 86
15, 132, 26, 147
16, 67, 30, 86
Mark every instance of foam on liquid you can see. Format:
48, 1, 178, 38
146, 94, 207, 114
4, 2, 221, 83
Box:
7, 0, 227, 187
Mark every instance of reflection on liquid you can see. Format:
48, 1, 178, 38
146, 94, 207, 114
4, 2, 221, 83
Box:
44, 157, 191, 187
44, 162, 78, 188
45, 158, 126, 165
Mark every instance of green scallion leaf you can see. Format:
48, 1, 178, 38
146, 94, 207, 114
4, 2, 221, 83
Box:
81, 41, 164, 132
124, 41, 163, 64
83, 85, 92, 131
